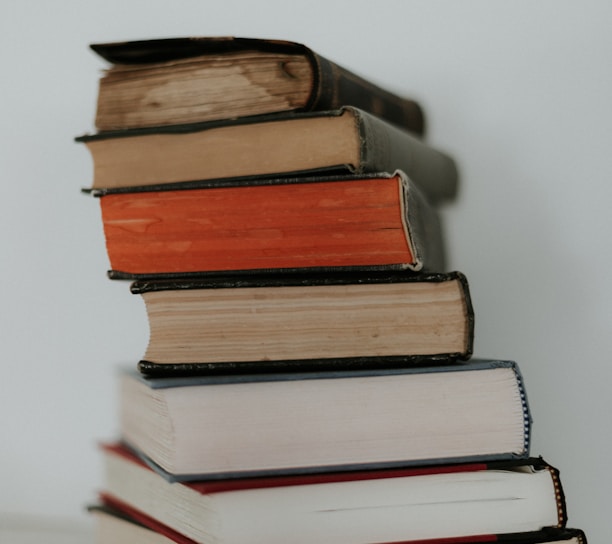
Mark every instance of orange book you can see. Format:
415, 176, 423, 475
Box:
94, 171, 445, 279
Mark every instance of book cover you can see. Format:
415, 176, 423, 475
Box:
77, 106, 458, 204
90, 36, 425, 135
93, 171, 446, 278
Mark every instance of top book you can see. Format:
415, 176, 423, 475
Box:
90, 36, 425, 134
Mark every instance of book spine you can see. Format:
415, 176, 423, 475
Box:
309, 52, 425, 136
547, 463, 568, 528
455, 272, 475, 360
353, 108, 459, 204
509, 362, 532, 456
400, 171, 445, 272
136, 353, 471, 378
496, 528, 588, 543
130, 270, 469, 294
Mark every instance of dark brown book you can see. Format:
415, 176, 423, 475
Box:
131, 271, 474, 375
78, 106, 458, 205
90, 36, 425, 135
94, 171, 446, 279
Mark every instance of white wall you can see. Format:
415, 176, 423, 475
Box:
1, 1, 609, 541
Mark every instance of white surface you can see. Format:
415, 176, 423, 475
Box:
0, 513, 92, 544
0, 1, 608, 542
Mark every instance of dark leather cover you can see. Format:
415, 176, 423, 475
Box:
130, 268, 467, 294
496, 529, 588, 544
89, 36, 425, 135
356, 108, 458, 203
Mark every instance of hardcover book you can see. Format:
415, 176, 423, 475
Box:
99, 443, 567, 544
130, 270, 474, 375
118, 359, 530, 480
90, 36, 425, 135
77, 106, 458, 205
90, 505, 588, 544
95, 171, 445, 278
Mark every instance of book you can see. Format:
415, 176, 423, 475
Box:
99, 442, 567, 544
90, 36, 425, 135
95, 171, 445, 278
90, 504, 588, 544
77, 106, 458, 205
118, 359, 530, 480
130, 270, 474, 375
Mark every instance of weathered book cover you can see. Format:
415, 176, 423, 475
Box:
90, 36, 426, 135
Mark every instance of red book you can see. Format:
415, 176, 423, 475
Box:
93, 171, 445, 279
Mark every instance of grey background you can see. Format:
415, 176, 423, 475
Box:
1, 1, 609, 541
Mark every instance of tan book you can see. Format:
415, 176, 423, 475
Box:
90, 36, 425, 134
78, 107, 458, 205
131, 271, 474, 375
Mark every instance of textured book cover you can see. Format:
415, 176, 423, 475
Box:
90, 36, 426, 135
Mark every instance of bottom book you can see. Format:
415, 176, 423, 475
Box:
90, 503, 587, 544
98, 443, 568, 544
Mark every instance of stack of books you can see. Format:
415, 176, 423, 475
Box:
78, 37, 587, 544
